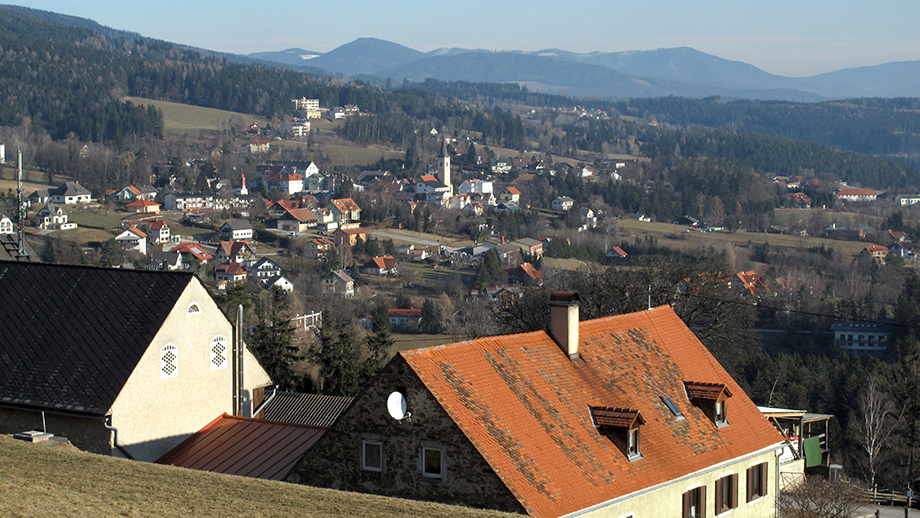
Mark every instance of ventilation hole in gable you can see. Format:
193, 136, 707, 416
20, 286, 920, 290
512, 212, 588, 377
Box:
210, 336, 228, 370
187, 303, 201, 315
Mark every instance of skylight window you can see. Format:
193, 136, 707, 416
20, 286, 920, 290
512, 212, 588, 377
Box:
662, 396, 685, 420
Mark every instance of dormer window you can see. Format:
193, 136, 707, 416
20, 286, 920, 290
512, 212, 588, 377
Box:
590, 406, 645, 461
685, 381, 732, 427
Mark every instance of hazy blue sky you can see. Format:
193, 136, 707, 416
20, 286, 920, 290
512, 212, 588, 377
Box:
17, 0, 920, 77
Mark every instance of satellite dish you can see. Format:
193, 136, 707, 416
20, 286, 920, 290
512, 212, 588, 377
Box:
387, 391, 408, 420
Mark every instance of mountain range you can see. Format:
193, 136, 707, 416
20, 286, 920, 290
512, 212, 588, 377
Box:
250, 39, 920, 101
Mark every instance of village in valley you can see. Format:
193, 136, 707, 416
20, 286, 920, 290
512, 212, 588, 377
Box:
2, 8, 920, 515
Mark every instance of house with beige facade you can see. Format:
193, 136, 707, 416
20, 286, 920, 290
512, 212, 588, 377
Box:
0, 262, 273, 462
290, 292, 784, 517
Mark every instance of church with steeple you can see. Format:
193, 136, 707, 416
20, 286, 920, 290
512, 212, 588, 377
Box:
436, 138, 452, 196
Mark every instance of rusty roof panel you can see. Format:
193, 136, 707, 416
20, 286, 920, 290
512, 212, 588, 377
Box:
156, 414, 326, 480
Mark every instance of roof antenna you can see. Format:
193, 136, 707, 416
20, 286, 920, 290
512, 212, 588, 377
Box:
16, 150, 28, 258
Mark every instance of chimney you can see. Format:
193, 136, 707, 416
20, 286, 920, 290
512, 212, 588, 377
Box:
549, 291, 580, 360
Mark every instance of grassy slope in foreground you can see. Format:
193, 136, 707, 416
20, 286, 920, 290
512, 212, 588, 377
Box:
0, 435, 514, 518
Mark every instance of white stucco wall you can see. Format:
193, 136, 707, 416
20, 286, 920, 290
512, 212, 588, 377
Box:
570, 447, 781, 518
109, 279, 272, 462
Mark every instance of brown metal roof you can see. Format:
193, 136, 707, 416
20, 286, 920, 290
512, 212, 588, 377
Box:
156, 413, 326, 480
261, 392, 353, 428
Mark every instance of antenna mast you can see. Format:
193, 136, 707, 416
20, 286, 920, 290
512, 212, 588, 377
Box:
16, 150, 28, 258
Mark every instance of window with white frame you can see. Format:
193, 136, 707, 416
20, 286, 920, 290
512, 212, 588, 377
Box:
210, 335, 228, 370
421, 443, 445, 479
362, 440, 382, 472
160, 344, 178, 378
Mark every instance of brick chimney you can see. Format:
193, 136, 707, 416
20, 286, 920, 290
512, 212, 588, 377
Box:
549, 291, 580, 360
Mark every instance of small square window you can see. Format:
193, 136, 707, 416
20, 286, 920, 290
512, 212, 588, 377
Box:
362, 440, 382, 472
422, 445, 444, 478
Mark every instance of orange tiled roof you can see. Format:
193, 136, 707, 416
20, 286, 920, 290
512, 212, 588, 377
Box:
388, 308, 421, 319
126, 199, 160, 207
124, 226, 147, 239
400, 306, 783, 517
284, 208, 317, 222
274, 200, 300, 211
330, 198, 361, 212
504, 186, 521, 195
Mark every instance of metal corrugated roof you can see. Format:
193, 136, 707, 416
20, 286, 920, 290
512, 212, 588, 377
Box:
156, 413, 326, 480
261, 392, 352, 428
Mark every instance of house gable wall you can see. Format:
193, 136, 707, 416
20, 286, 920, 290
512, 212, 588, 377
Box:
110, 279, 272, 462
288, 355, 524, 514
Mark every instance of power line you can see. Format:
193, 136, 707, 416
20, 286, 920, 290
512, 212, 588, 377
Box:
676, 291, 920, 332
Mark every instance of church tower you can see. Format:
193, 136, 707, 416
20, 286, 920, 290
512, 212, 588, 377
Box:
437, 138, 452, 195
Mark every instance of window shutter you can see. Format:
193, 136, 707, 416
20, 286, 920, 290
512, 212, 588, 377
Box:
700, 485, 707, 518
682, 491, 691, 518
746, 467, 753, 502
715, 478, 723, 514
730, 473, 739, 508
760, 462, 769, 496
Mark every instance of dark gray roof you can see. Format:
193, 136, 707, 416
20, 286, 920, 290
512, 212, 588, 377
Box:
49, 182, 91, 197
221, 220, 253, 230
262, 392, 352, 427
0, 262, 194, 416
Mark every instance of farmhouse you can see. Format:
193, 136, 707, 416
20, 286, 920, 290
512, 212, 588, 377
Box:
291, 293, 783, 517
0, 262, 272, 462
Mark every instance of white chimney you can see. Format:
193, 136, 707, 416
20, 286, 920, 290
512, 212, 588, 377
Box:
549, 292, 580, 360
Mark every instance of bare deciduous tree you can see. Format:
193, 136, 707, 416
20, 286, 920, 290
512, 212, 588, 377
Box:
777, 477, 866, 518
852, 375, 904, 491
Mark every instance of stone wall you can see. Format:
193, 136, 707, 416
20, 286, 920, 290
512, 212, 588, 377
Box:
288, 355, 525, 514
0, 407, 111, 455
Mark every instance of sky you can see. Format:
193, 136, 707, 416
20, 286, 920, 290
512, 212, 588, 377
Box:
15, 0, 920, 77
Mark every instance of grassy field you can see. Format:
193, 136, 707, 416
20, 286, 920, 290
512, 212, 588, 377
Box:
0, 435, 512, 518
125, 97, 269, 138
614, 218, 869, 256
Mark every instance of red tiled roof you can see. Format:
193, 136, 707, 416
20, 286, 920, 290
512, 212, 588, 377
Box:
126, 200, 159, 207
283, 208, 317, 222
147, 220, 168, 230
329, 198, 361, 212
217, 263, 247, 275
837, 188, 877, 196
364, 255, 397, 269
274, 200, 300, 211
400, 306, 783, 518
125, 226, 147, 239
169, 243, 213, 261
518, 262, 542, 280
504, 186, 521, 195
388, 308, 421, 319
156, 413, 326, 480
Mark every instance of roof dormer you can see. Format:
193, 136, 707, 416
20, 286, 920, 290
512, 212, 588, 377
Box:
591, 406, 645, 461
685, 381, 732, 427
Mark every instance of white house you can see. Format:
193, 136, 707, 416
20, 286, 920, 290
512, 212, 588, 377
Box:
0, 263, 273, 462
50, 182, 92, 204
35, 204, 77, 230
116, 226, 148, 255
0, 214, 13, 234
220, 220, 254, 241
551, 196, 575, 211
